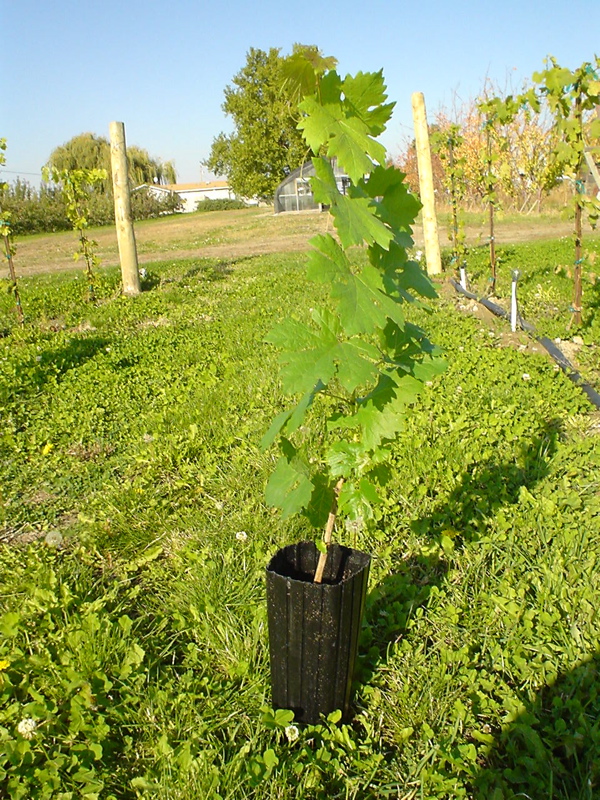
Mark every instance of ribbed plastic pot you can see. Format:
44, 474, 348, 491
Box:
265, 540, 370, 725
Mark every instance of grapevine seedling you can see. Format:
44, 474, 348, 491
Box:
523, 56, 600, 327
431, 124, 467, 275
476, 95, 521, 295
262, 59, 446, 581
0, 139, 24, 324
43, 166, 107, 301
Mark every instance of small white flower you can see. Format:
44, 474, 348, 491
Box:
17, 718, 37, 739
235, 531, 248, 542
456, 385, 463, 394
414, 250, 423, 262
44, 530, 63, 547
35, 355, 42, 362
344, 517, 365, 535
522, 373, 531, 381
285, 724, 299, 742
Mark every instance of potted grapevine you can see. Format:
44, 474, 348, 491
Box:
262, 59, 445, 724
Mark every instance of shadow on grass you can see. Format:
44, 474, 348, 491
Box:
139, 258, 239, 290
182, 258, 238, 281
358, 421, 560, 684
473, 653, 600, 799
415, 420, 560, 545
5, 335, 110, 406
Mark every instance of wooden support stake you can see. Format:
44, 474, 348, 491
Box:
584, 150, 600, 193
411, 92, 442, 276
109, 122, 140, 296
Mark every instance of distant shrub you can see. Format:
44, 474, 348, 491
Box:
131, 188, 183, 219
0, 181, 183, 236
1, 180, 70, 235
195, 198, 247, 212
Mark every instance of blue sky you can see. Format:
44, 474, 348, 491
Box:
2, 0, 599, 186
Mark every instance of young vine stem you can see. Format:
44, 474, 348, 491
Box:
314, 478, 344, 584
3, 234, 24, 324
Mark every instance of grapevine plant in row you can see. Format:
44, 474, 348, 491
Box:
262, 56, 446, 570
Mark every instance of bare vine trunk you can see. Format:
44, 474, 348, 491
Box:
4, 235, 24, 323
314, 479, 344, 584
572, 197, 583, 327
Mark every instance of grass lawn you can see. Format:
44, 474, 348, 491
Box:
1, 237, 599, 798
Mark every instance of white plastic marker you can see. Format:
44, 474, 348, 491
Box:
460, 266, 467, 291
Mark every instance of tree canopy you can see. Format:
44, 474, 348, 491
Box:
206, 46, 335, 201
47, 133, 177, 189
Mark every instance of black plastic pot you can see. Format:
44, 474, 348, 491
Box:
265, 540, 370, 724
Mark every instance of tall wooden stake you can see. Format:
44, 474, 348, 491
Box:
411, 92, 442, 276
109, 122, 140, 296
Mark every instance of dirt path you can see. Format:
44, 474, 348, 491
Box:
4, 208, 597, 279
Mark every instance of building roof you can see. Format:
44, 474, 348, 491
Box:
159, 181, 230, 192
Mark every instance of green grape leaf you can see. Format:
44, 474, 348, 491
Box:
265, 453, 314, 519
265, 317, 323, 351
325, 441, 370, 478
337, 342, 379, 392
333, 262, 405, 335
298, 84, 387, 183
306, 233, 351, 283
338, 478, 381, 520
305, 472, 335, 528
342, 71, 395, 135
308, 235, 409, 335
271, 309, 377, 396
310, 158, 393, 249
331, 195, 393, 250
358, 165, 421, 230
346, 372, 424, 449
260, 382, 324, 450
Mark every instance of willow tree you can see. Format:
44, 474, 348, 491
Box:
47, 133, 176, 190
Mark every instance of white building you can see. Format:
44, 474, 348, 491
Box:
140, 180, 237, 212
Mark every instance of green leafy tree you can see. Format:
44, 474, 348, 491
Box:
262, 60, 445, 579
206, 46, 333, 200
47, 133, 176, 191
0, 139, 24, 323
523, 56, 600, 326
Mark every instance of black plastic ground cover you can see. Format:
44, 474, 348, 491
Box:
266, 541, 370, 724
449, 278, 600, 410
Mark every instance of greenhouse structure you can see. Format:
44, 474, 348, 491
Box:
274, 159, 350, 213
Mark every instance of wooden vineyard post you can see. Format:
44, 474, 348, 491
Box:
411, 92, 442, 276
109, 121, 141, 296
